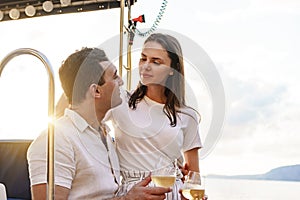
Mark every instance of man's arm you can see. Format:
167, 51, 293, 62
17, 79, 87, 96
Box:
31, 183, 70, 200
109, 176, 171, 200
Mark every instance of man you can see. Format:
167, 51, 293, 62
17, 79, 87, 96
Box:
27, 48, 170, 199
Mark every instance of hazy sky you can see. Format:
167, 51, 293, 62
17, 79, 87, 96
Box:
0, 0, 299, 175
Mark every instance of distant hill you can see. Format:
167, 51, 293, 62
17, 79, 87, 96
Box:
208, 164, 300, 182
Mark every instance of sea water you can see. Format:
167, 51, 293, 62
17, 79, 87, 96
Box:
205, 178, 300, 200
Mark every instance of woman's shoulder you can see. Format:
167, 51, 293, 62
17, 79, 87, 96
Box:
179, 106, 201, 122
120, 88, 132, 101
179, 106, 198, 114
103, 88, 130, 122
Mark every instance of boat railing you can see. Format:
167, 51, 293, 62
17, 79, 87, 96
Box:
0, 48, 55, 200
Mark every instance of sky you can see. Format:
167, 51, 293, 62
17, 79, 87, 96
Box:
0, 0, 299, 176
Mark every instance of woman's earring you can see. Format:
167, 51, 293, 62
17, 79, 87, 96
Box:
169, 71, 174, 76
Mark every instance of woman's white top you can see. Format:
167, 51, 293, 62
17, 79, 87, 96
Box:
109, 90, 202, 173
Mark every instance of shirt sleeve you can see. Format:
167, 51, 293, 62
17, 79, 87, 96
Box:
27, 128, 75, 189
181, 108, 203, 152
27, 130, 48, 186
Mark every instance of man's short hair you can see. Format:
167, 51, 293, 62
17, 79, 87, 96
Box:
59, 47, 109, 104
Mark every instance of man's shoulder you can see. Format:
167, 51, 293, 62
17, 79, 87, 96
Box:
28, 117, 77, 155
31, 117, 74, 143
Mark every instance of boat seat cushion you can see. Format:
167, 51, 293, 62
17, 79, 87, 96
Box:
0, 140, 32, 200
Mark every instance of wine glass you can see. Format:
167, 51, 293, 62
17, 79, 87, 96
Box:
151, 158, 177, 200
151, 164, 176, 188
182, 171, 205, 200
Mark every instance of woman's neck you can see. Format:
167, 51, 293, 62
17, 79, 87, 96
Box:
145, 85, 166, 104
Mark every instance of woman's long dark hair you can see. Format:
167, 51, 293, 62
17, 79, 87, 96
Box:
128, 33, 189, 126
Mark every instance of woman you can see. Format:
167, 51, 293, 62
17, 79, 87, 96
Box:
109, 33, 202, 199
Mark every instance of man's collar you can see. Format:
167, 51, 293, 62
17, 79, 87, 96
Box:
64, 108, 90, 132
64, 108, 111, 134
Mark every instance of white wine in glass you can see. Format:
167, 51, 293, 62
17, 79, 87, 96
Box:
182, 188, 205, 200
151, 175, 176, 187
182, 171, 205, 200
151, 163, 176, 187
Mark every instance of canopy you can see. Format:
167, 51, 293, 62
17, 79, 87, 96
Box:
0, 0, 135, 22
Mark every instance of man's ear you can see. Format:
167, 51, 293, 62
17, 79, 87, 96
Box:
90, 84, 101, 98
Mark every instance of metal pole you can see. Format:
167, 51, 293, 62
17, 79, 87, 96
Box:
126, 0, 132, 90
0, 48, 55, 200
119, 0, 125, 78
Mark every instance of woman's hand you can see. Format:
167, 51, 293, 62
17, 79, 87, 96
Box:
178, 163, 189, 182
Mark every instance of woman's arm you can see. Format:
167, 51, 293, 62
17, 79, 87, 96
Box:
183, 148, 199, 172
